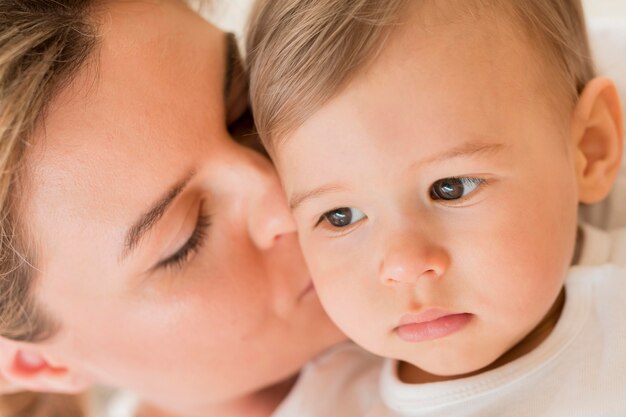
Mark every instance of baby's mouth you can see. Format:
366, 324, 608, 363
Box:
395, 309, 473, 343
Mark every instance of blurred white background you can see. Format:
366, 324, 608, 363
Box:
584, 0, 626, 18
209, 0, 626, 40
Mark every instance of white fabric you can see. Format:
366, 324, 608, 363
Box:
105, 390, 140, 417
196, 0, 254, 52
89, 386, 139, 417
371, 224, 626, 417
271, 343, 383, 417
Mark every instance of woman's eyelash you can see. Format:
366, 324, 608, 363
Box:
158, 207, 211, 271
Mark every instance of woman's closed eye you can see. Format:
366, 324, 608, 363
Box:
316, 207, 366, 230
156, 203, 211, 271
430, 177, 486, 203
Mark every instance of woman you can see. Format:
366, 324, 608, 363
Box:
0, 0, 344, 416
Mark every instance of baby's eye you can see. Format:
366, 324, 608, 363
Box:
318, 207, 366, 228
430, 177, 485, 201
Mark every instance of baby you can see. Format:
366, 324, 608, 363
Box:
248, 0, 626, 415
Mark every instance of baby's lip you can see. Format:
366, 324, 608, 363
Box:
395, 309, 473, 343
397, 308, 460, 327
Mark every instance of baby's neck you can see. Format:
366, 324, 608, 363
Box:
399, 287, 566, 384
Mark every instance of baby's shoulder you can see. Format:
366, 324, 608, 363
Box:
306, 342, 383, 384
272, 343, 383, 417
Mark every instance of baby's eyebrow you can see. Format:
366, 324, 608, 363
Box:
290, 184, 347, 211
290, 141, 505, 211
411, 141, 506, 170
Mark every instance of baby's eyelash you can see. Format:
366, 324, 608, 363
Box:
157, 207, 211, 271
430, 176, 488, 204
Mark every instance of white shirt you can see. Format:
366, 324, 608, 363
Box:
89, 386, 139, 417
374, 225, 626, 417
272, 343, 382, 417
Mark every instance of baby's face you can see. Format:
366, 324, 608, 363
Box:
273, 14, 581, 376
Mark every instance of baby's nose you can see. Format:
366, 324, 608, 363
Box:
379, 238, 449, 286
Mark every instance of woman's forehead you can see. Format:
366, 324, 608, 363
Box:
25, 0, 228, 242
97, 0, 227, 122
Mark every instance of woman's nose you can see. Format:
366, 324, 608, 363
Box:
247, 173, 297, 250
378, 234, 449, 286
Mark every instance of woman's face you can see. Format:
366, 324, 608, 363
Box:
23, 0, 342, 413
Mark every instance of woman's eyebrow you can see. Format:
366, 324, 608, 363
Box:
120, 170, 196, 261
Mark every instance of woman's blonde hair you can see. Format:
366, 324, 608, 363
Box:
247, 0, 596, 149
0, 0, 98, 416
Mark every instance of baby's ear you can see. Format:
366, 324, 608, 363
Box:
572, 77, 624, 204
0, 337, 91, 394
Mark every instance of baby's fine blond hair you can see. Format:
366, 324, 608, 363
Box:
247, 0, 596, 149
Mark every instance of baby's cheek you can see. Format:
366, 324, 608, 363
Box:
299, 236, 334, 284
315, 278, 369, 345
306, 249, 347, 303
300, 234, 385, 344
302, 242, 360, 323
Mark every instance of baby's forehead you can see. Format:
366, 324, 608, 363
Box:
273, 9, 571, 169
291, 6, 564, 140
250, 0, 591, 152
379, 3, 564, 100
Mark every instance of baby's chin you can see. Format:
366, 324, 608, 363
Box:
394, 346, 507, 383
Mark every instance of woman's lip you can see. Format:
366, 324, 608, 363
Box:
395, 310, 473, 343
